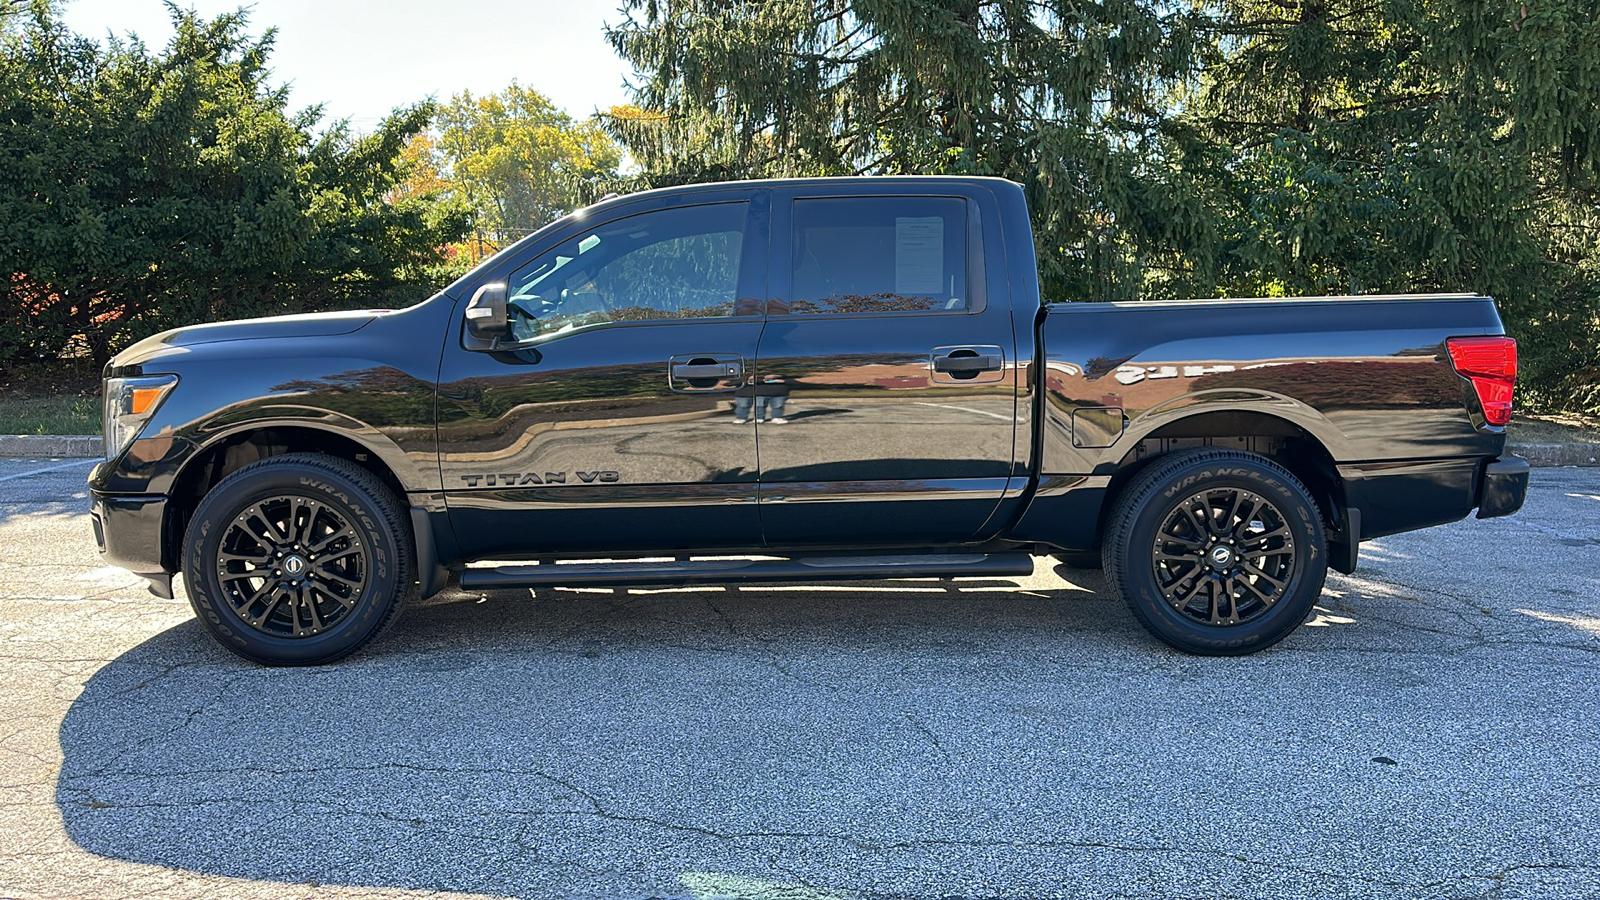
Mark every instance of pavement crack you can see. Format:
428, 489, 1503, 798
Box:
705, 597, 737, 636
1450, 861, 1600, 899
901, 712, 950, 764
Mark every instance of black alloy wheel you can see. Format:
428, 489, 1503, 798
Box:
184, 453, 414, 666
216, 495, 368, 638
1103, 448, 1327, 655
1151, 487, 1295, 626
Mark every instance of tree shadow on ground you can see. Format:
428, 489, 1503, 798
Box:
53, 555, 1600, 898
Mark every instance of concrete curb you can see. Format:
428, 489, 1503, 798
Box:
1508, 442, 1600, 467
0, 435, 102, 458
3, 433, 1597, 466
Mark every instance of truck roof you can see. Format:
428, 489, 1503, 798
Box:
1056, 293, 1489, 310
582, 174, 1023, 213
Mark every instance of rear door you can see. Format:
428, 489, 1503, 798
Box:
754, 183, 1019, 546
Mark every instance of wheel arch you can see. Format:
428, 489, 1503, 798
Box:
1113, 409, 1346, 530
1121, 389, 1348, 456
1011, 408, 1350, 566
163, 424, 414, 575
1017, 407, 1352, 563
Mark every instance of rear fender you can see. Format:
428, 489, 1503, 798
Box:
1123, 390, 1345, 458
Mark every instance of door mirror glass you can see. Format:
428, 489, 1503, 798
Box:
463, 282, 509, 349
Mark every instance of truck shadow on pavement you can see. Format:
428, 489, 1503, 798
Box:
55, 565, 1166, 897
44, 473, 1600, 897
52, 553, 1600, 898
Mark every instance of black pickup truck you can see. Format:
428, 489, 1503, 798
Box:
90, 176, 1528, 665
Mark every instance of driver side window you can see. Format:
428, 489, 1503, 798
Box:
505, 201, 751, 341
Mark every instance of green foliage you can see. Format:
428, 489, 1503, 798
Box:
0, 393, 99, 434
1170, 0, 1600, 412
605, 0, 1203, 302
607, 0, 1600, 413
421, 84, 621, 252
0, 3, 469, 368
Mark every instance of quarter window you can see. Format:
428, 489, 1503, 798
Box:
785, 197, 968, 315
504, 202, 751, 341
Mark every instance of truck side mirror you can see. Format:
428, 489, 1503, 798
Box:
463, 282, 509, 348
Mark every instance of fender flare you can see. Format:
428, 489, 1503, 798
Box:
1119, 388, 1348, 460
167, 406, 435, 495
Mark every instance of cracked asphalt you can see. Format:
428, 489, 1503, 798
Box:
0, 458, 1597, 900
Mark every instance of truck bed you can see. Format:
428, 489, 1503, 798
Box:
1036, 293, 1507, 472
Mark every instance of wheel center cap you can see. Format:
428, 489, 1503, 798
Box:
1209, 546, 1234, 568
283, 555, 307, 577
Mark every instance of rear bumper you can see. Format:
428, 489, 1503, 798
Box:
1476, 455, 1529, 519
90, 491, 175, 598
1337, 454, 1528, 542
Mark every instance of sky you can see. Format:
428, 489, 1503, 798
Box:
57, 0, 639, 129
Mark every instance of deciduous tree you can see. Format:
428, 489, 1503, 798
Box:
422, 84, 621, 257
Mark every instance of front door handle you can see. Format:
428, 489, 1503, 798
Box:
932, 353, 1002, 373
672, 361, 743, 380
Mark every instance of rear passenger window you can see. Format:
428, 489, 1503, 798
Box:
785, 197, 967, 315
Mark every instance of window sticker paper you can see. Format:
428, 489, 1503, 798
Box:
895, 216, 944, 294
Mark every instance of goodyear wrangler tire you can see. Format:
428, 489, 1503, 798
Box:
183, 453, 413, 666
1102, 449, 1327, 655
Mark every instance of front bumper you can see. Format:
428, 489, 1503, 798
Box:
90, 490, 175, 598
1476, 455, 1530, 519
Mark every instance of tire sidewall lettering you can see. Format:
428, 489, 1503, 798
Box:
1122, 454, 1328, 654
186, 462, 406, 664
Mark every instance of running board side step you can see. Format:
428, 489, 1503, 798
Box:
457, 553, 1034, 590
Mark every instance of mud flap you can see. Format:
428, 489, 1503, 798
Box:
1329, 507, 1360, 575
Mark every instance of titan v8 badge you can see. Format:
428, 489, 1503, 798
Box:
460, 471, 620, 487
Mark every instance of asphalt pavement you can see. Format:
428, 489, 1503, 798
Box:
0, 458, 1596, 900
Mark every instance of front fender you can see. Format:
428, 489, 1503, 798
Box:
91, 352, 444, 494
186, 405, 431, 491
91, 296, 453, 497
92, 391, 437, 496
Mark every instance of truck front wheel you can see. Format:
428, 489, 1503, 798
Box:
182, 453, 414, 666
1102, 449, 1327, 655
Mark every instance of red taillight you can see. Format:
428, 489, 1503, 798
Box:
1446, 336, 1517, 426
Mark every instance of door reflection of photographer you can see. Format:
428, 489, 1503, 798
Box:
732, 374, 791, 424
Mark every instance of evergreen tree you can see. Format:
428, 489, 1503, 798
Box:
0, 3, 469, 368
1175, 0, 1600, 409
609, 0, 1600, 412
605, 0, 1207, 301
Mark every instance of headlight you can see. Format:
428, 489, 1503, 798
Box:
103, 375, 178, 461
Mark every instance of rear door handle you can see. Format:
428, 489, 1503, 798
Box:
672, 361, 743, 380
932, 354, 1002, 373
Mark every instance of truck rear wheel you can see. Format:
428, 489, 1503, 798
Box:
1102, 449, 1327, 655
182, 453, 413, 666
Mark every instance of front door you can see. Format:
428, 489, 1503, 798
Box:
437, 193, 769, 558
755, 186, 1019, 546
